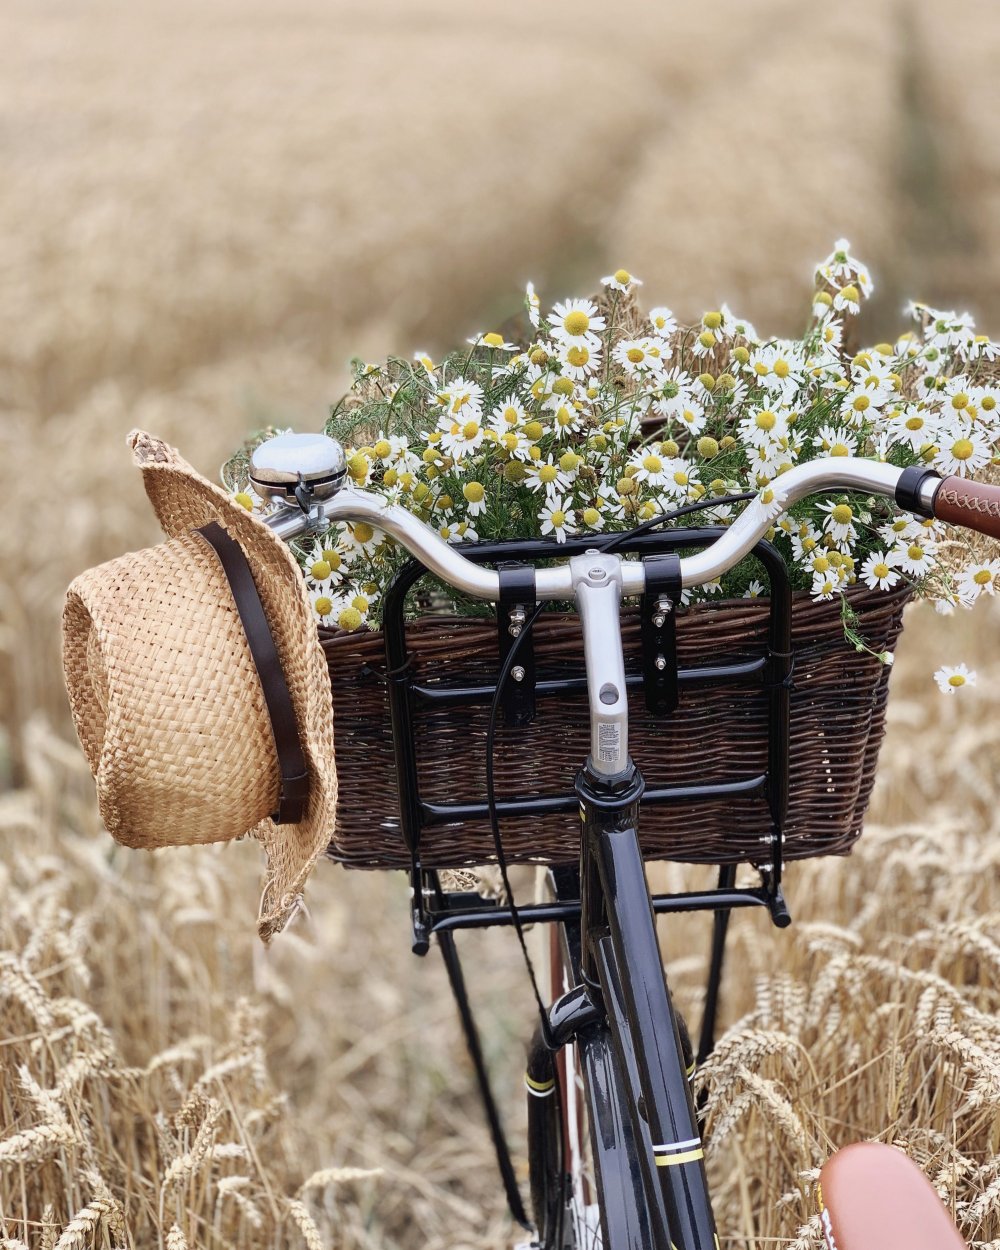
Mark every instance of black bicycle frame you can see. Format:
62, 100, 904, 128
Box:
371, 525, 794, 1247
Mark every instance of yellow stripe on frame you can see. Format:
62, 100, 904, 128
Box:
654, 1147, 705, 1167
524, 1073, 555, 1093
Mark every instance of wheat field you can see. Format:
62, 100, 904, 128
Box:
3, 1, 1000, 1246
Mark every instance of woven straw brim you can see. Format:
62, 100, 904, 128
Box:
64, 532, 283, 846
63, 431, 337, 942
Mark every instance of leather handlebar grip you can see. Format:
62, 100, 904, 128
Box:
933, 475, 1000, 540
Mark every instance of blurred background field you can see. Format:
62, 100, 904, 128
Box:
2, 0, 1000, 1246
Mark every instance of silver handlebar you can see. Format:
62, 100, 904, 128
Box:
262, 449, 936, 600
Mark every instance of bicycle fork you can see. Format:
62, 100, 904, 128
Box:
572, 552, 720, 1250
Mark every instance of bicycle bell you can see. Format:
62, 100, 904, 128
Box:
250, 431, 347, 510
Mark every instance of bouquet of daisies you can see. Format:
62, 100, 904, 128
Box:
223, 240, 1000, 692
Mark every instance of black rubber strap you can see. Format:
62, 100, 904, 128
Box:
641, 552, 682, 714
497, 562, 537, 727
195, 521, 310, 824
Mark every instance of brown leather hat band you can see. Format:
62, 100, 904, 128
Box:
195, 521, 309, 824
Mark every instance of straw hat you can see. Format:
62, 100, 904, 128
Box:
62, 430, 337, 941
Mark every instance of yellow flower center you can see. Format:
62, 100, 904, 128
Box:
583, 507, 601, 526
660, 439, 680, 457
347, 453, 369, 481
501, 432, 519, 451
831, 504, 853, 525
982, 395, 996, 411
383, 467, 398, 486
951, 392, 969, 410
559, 451, 580, 472
905, 416, 924, 431
463, 482, 485, 503
338, 607, 362, 631
974, 568, 992, 585
567, 345, 590, 367
353, 522, 375, 544
552, 376, 575, 395
754, 362, 770, 376
351, 595, 369, 613
314, 596, 333, 617
614, 268, 631, 284
563, 310, 590, 336
539, 464, 559, 483
310, 559, 331, 580
703, 311, 723, 329
482, 332, 505, 347
812, 556, 830, 573
852, 395, 870, 412
774, 359, 790, 378
873, 563, 890, 579
555, 407, 574, 426
523, 420, 543, 441
839, 284, 859, 303
952, 438, 974, 460
234, 492, 254, 511
831, 443, 850, 456
698, 330, 716, 349
462, 420, 480, 439
673, 471, 689, 486
908, 545, 925, 562
626, 347, 645, 363
550, 509, 566, 528
642, 454, 663, 473
323, 549, 341, 569
756, 410, 777, 431
373, 439, 392, 458
948, 674, 966, 688
697, 436, 719, 458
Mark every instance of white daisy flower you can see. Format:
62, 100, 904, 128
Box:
919, 307, 976, 354
439, 414, 486, 461
888, 404, 939, 450
649, 306, 677, 337
489, 398, 527, 429
833, 284, 862, 315
815, 238, 863, 284
933, 423, 991, 476
579, 502, 607, 533
965, 335, 1000, 362
893, 537, 937, 577
432, 377, 484, 421
744, 579, 766, 598
547, 402, 585, 439
810, 572, 841, 602
602, 268, 643, 293
557, 339, 602, 379
340, 520, 382, 557
549, 298, 605, 345
413, 350, 436, 376
934, 663, 977, 694
860, 550, 900, 591
818, 499, 858, 545
630, 449, 671, 487
539, 495, 577, 543
525, 282, 541, 329
840, 383, 889, 426
957, 558, 1000, 601
303, 539, 345, 589
309, 587, 337, 622
738, 404, 790, 450
878, 514, 922, 545
467, 331, 518, 352
791, 524, 823, 562
756, 484, 785, 521
461, 481, 488, 517
525, 456, 569, 497
613, 337, 665, 379
814, 424, 857, 457
661, 458, 700, 500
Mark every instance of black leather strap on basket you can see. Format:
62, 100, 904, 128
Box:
497, 562, 537, 727
640, 552, 682, 714
195, 521, 310, 824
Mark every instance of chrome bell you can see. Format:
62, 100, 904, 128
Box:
250, 431, 347, 506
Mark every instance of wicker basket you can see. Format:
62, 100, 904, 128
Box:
320, 585, 908, 870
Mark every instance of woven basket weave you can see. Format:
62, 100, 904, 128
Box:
321, 585, 908, 870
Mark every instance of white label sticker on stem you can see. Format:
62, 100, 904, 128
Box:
598, 722, 621, 764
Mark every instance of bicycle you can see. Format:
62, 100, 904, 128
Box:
253, 431, 991, 1250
